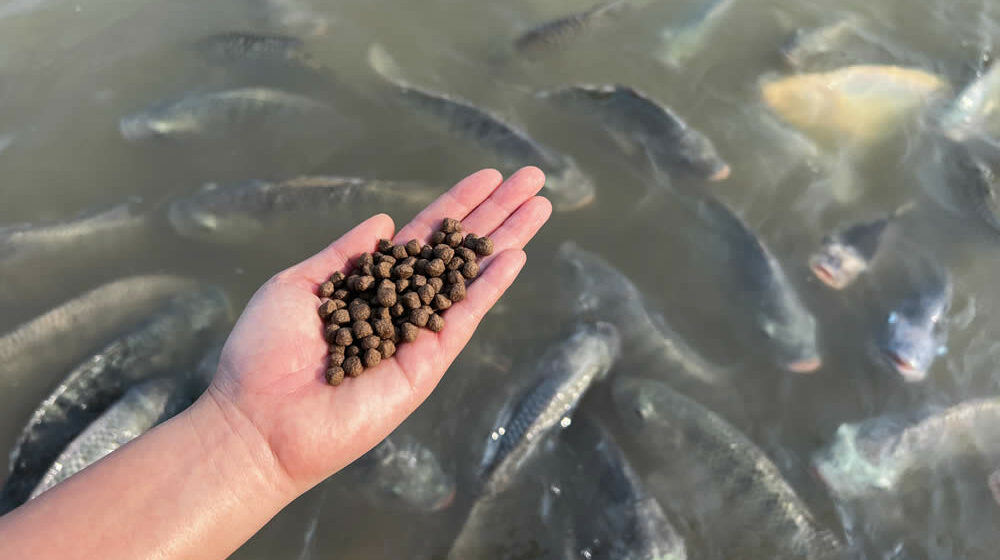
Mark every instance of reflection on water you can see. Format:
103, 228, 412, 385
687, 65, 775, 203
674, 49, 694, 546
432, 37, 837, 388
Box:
3, 0, 1000, 558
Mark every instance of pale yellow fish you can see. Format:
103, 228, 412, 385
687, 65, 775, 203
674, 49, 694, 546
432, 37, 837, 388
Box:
761, 65, 949, 146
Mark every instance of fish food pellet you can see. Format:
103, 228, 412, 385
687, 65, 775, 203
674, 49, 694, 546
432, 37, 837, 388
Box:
316, 217, 493, 383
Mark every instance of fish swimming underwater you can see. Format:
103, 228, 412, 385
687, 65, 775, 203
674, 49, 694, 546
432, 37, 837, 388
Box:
809, 203, 913, 290
196, 31, 308, 65
351, 433, 456, 512
513, 0, 630, 56
782, 18, 903, 72
656, 0, 736, 69
941, 62, 1000, 146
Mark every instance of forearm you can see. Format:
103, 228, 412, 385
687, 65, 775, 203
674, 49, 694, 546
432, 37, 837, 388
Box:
0, 389, 297, 560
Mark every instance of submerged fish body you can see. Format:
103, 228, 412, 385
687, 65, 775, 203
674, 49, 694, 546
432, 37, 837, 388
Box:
29, 375, 197, 499
543, 84, 730, 181
0, 287, 231, 512
762, 65, 949, 146
809, 203, 912, 290
196, 31, 307, 65
656, 0, 736, 68
942, 63, 1000, 145
119, 87, 334, 141
168, 176, 441, 244
875, 262, 952, 382
782, 18, 902, 72
354, 433, 455, 512
556, 241, 726, 387
814, 399, 1000, 501
478, 322, 620, 498
694, 197, 820, 372
614, 376, 844, 559
513, 0, 630, 56
367, 44, 595, 211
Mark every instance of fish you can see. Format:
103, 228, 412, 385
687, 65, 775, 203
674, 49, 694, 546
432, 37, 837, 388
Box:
990, 468, 1000, 506
351, 433, 456, 512
28, 375, 200, 499
814, 399, 1000, 501
367, 44, 595, 211
782, 18, 902, 72
0, 275, 197, 407
875, 261, 952, 382
119, 87, 336, 141
563, 414, 687, 560
477, 322, 620, 498
762, 65, 949, 146
196, 31, 308, 65
555, 241, 726, 388
809, 202, 913, 290
0, 201, 156, 303
512, 0, 630, 56
168, 176, 442, 245
540, 84, 730, 181
656, 0, 736, 68
614, 376, 844, 559
692, 196, 821, 373
941, 63, 1000, 145
0, 287, 231, 512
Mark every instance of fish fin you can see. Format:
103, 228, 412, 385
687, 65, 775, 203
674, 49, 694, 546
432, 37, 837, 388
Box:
606, 128, 638, 156
367, 43, 409, 88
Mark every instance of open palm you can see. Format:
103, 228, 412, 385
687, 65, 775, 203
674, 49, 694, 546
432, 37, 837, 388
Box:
209, 168, 552, 490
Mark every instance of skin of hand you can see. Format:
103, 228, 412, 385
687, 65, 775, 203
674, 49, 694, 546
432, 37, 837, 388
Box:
0, 167, 551, 560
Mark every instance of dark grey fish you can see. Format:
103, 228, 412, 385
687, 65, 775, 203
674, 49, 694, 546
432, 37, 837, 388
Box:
614, 376, 844, 559
0, 287, 231, 512
693, 196, 820, 372
0, 275, 197, 421
814, 399, 1000, 501
513, 0, 630, 55
875, 260, 952, 382
367, 44, 595, 211
196, 31, 307, 65
782, 18, 903, 72
556, 241, 726, 388
352, 433, 455, 512
563, 414, 687, 560
168, 176, 442, 245
119, 87, 337, 141
0, 201, 156, 303
809, 203, 913, 290
29, 375, 198, 499
542, 84, 730, 182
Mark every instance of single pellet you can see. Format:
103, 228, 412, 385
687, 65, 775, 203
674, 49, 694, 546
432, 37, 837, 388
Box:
433, 244, 455, 264
343, 356, 363, 377
334, 327, 353, 347
331, 308, 350, 325
417, 284, 436, 305
433, 294, 452, 311
445, 232, 463, 247
326, 367, 345, 386
475, 237, 494, 256
405, 239, 421, 256
378, 340, 396, 359
377, 239, 394, 253
426, 259, 445, 277
441, 218, 462, 233
360, 335, 381, 350
392, 245, 409, 260
410, 308, 430, 328
318, 299, 336, 319
348, 300, 371, 322
399, 322, 419, 343
427, 313, 445, 333
363, 348, 382, 368
353, 321, 374, 339
319, 281, 335, 298
462, 260, 479, 280
329, 352, 345, 367
346, 345, 360, 357
430, 231, 446, 245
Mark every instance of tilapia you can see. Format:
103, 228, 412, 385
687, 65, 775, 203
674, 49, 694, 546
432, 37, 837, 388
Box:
941, 63, 1000, 145
782, 18, 902, 72
762, 65, 949, 146
809, 202, 913, 290
367, 44, 595, 211
0, 275, 197, 399
564, 414, 687, 560
0, 287, 231, 512
693, 196, 820, 373
168, 176, 442, 245
196, 31, 308, 65
0, 201, 156, 303
614, 376, 844, 559
556, 241, 726, 388
119, 87, 335, 141
814, 399, 1000, 501
656, 0, 736, 68
351, 433, 455, 512
541, 84, 730, 181
29, 375, 198, 499
477, 322, 620, 497
513, 0, 630, 56
875, 261, 952, 382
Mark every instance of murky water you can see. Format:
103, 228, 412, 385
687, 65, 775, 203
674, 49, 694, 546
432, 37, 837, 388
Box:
3, 0, 1000, 558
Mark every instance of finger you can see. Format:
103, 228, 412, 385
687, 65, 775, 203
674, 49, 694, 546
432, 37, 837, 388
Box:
460, 166, 546, 237
293, 213, 396, 285
436, 249, 527, 360
478, 196, 552, 268
393, 169, 503, 244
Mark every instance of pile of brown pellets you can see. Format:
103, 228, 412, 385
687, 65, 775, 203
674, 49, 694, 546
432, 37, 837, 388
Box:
318, 218, 494, 386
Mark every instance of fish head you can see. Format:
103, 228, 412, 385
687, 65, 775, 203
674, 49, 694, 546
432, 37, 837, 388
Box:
167, 184, 264, 244
544, 161, 596, 211
556, 241, 643, 327
809, 238, 867, 290
879, 298, 950, 382
674, 128, 730, 181
373, 436, 455, 512
757, 295, 822, 373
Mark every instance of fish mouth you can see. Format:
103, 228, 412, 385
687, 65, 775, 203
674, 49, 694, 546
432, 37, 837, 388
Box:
809, 260, 846, 290
430, 487, 456, 511
708, 164, 731, 182
786, 356, 822, 373
884, 351, 926, 382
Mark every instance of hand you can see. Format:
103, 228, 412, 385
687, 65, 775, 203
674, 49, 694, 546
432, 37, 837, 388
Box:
207, 167, 552, 493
